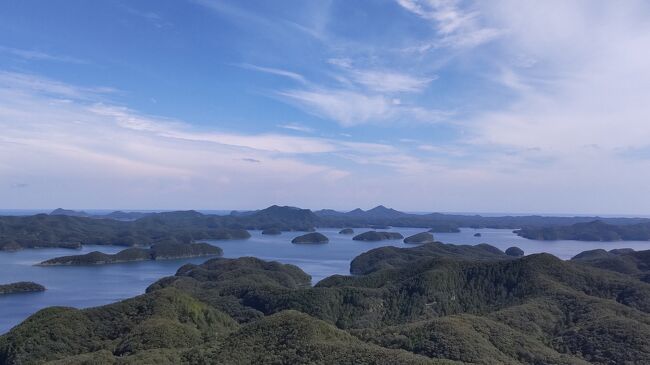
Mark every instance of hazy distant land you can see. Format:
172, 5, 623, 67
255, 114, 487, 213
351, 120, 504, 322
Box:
2, 205, 650, 252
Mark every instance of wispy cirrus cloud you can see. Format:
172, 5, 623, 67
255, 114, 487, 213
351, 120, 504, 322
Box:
0, 45, 86, 64
278, 87, 450, 126
0, 72, 352, 208
118, 4, 171, 28
1, 72, 451, 207
192, 0, 326, 41
0, 71, 116, 100
238, 63, 307, 84
241, 63, 441, 126
348, 69, 436, 93
277, 123, 314, 133
278, 88, 394, 126
396, 0, 501, 49
0, 71, 481, 210
199, 1, 446, 128
7, 0, 650, 213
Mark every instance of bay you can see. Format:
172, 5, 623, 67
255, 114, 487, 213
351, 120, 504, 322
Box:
2, 227, 650, 333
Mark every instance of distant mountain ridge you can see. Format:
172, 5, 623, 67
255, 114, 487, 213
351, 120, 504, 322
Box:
49, 208, 151, 221
1, 205, 648, 251
314, 205, 406, 219
44, 206, 650, 228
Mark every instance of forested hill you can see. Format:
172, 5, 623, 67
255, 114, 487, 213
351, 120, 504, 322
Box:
2, 243, 650, 364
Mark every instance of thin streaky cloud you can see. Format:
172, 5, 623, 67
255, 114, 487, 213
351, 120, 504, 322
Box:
395, 0, 501, 48
327, 58, 352, 68
0, 45, 86, 64
119, 4, 171, 28
349, 69, 436, 93
241, 158, 261, 163
0, 71, 116, 100
279, 88, 394, 126
278, 123, 314, 133
239, 64, 307, 84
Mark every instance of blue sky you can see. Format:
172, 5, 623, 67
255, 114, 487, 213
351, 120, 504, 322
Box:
1, 0, 650, 214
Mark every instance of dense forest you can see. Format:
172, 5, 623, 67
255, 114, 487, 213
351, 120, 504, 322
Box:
2, 242, 650, 364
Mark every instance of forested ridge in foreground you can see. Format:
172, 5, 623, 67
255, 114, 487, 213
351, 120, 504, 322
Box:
2, 242, 650, 364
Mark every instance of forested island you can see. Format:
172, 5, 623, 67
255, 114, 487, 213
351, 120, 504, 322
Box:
3, 205, 650, 250
515, 220, 650, 241
291, 232, 329, 244
0, 282, 45, 295
2, 242, 650, 364
38, 243, 222, 266
353, 231, 404, 241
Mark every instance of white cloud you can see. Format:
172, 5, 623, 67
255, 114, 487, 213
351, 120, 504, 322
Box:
0, 72, 116, 100
277, 123, 314, 133
5, 2, 650, 213
279, 88, 394, 126
279, 87, 451, 126
90, 105, 334, 154
239, 64, 307, 84
470, 1, 650, 155
349, 69, 436, 93
0, 45, 86, 64
1, 72, 445, 209
271, 64, 442, 126
119, 5, 170, 28
396, 0, 501, 48
327, 58, 353, 68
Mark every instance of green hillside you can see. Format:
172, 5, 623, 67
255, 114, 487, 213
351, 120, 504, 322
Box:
2, 243, 650, 364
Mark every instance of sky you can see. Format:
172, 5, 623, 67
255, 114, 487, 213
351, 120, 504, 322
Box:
1, 0, 650, 214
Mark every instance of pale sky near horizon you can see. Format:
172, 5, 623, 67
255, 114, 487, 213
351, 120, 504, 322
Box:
1, 0, 650, 214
